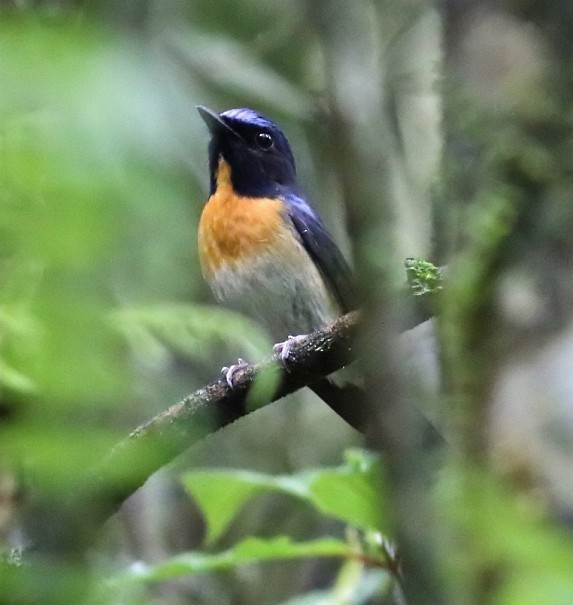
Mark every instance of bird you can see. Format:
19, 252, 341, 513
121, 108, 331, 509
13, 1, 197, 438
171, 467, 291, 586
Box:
196, 106, 365, 430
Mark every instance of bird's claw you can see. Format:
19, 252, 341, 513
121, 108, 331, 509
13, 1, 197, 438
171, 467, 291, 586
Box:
221, 358, 249, 388
273, 334, 307, 370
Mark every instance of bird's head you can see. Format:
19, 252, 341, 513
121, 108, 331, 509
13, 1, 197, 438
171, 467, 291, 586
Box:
197, 106, 297, 197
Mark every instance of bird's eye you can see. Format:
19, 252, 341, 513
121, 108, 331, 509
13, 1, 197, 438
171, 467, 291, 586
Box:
255, 131, 274, 150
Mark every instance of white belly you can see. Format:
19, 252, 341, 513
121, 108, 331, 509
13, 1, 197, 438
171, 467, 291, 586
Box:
208, 245, 341, 342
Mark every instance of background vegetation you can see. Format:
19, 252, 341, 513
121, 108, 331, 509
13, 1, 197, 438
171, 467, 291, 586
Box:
1, 1, 573, 604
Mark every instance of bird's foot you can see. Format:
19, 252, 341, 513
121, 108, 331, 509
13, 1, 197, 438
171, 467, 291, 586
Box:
273, 334, 307, 370
221, 358, 249, 388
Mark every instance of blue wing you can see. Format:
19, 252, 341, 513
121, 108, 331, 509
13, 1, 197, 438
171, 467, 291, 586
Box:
285, 193, 356, 313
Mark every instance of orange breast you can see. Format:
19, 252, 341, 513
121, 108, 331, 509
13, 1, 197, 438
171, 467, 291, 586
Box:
198, 159, 285, 279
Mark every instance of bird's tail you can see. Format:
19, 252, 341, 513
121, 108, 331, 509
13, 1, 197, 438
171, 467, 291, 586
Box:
310, 378, 443, 449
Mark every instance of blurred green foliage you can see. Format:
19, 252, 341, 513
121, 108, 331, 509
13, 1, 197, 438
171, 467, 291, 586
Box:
0, 4, 363, 605
109, 449, 392, 604
2, 2, 573, 605
182, 449, 387, 545
116, 449, 388, 572
1, 15, 132, 487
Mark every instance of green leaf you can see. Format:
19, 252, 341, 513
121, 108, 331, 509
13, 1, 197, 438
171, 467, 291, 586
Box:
120, 536, 351, 582
183, 450, 387, 544
305, 466, 385, 534
182, 470, 288, 544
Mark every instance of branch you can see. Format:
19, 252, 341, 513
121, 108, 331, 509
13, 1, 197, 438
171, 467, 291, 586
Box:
23, 312, 361, 559
27, 263, 442, 555
95, 256, 444, 513
87, 312, 361, 520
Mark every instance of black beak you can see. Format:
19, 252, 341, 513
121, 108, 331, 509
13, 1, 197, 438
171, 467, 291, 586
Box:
196, 106, 239, 138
